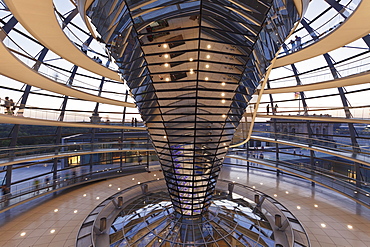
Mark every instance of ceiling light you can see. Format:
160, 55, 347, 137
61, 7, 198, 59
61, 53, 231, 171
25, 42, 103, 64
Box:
96, 197, 100, 200
314, 204, 318, 207
74, 210, 78, 213
347, 225, 353, 229
205, 77, 209, 81
189, 58, 193, 62
132, 178, 135, 180
285, 191, 289, 194
20, 232, 26, 237
54, 209, 58, 212
274, 194, 277, 197
109, 184, 112, 187
222, 114, 226, 118
222, 99, 225, 103
221, 82, 226, 86
50, 229, 56, 234
83, 194, 86, 197
320, 223, 326, 228
207, 45, 211, 49
297, 206, 301, 209
165, 78, 170, 81
118, 187, 121, 190
163, 44, 168, 48
164, 54, 169, 58
205, 64, 209, 68
164, 63, 169, 67
206, 55, 210, 59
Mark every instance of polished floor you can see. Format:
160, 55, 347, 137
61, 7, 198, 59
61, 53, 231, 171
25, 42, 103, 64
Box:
0, 165, 369, 247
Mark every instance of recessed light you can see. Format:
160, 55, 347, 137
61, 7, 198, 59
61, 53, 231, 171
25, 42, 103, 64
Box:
205, 64, 209, 68
221, 93, 225, 96
320, 223, 326, 228
118, 188, 121, 190
50, 229, 56, 234
54, 209, 58, 212
20, 232, 26, 237
297, 206, 301, 209
206, 55, 210, 59
154, 174, 157, 176
314, 204, 318, 208
189, 58, 193, 62
222, 114, 226, 118
96, 197, 100, 200
205, 77, 209, 81
164, 63, 169, 67
83, 194, 87, 197
252, 186, 255, 189
138, 182, 141, 184
274, 194, 277, 197
347, 225, 353, 229
207, 45, 211, 49
221, 82, 226, 86
237, 177, 239, 179
164, 54, 169, 58
163, 44, 168, 48
259, 183, 263, 185
164, 135, 167, 138
74, 210, 78, 213
132, 178, 135, 180
109, 184, 112, 187
165, 78, 170, 81
285, 191, 289, 194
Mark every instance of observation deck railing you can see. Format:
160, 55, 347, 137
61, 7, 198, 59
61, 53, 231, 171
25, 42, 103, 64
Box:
225, 151, 370, 208
0, 161, 156, 212
0, 141, 154, 166
271, 51, 370, 87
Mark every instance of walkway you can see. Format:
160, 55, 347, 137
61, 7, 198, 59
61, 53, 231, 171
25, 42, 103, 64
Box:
273, 0, 370, 68
0, 167, 369, 246
0, 146, 154, 167
0, 114, 145, 130
250, 113, 370, 125
263, 69, 370, 94
0, 41, 135, 108
250, 135, 370, 167
4, 0, 121, 81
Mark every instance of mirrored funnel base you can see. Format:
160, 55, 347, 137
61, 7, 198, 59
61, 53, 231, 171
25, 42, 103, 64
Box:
110, 191, 275, 246
99, 180, 309, 247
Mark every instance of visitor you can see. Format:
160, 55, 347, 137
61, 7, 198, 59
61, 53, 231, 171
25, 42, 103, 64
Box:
4, 97, 11, 115
45, 176, 50, 191
266, 104, 270, 115
295, 35, 301, 50
81, 41, 88, 54
289, 39, 296, 52
34, 179, 40, 194
9, 99, 15, 115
